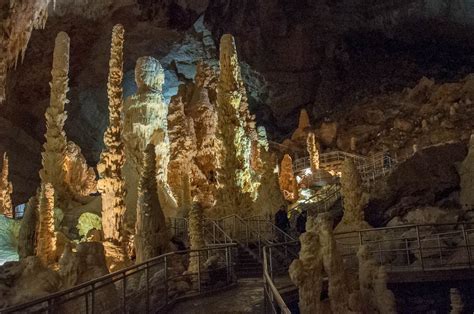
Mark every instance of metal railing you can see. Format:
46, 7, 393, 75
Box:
293, 150, 397, 188
2, 244, 237, 314
288, 183, 341, 218
263, 222, 474, 313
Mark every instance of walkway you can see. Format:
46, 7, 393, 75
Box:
168, 278, 264, 314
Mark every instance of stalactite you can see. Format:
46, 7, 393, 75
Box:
335, 158, 371, 233
0, 0, 50, 103
134, 144, 168, 263
306, 132, 320, 172
39, 31, 69, 207
18, 194, 39, 259
36, 183, 57, 266
97, 24, 126, 243
278, 154, 299, 202
0, 153, 14, 218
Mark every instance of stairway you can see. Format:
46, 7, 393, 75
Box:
235, 245, 262, 278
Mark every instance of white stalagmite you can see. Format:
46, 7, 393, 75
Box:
306, 132, 320, 172
214, 34, 255, 216
37, 183, 57, 266
0, 153, 14, 218
134, 144, 168, 263
97, 24, 126, 243
357, 245, 396, 313
39, 31, 70, 207
278, 154, 299, 202
187, 202, 205, 279
335, 158, 371, 233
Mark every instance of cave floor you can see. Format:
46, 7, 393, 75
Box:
167, 278, 264, 313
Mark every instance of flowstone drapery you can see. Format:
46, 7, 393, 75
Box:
18, 195, 39, 259
135, 144, 169, 263
335, 158, 371, 233
97, 24, 126, 244
0, 153, 13, 218
278, 154, 299, 202
306, 132, 320, 172
39, 31, 70, 208
36, 183, 57, 266
0, 0, 49, 103
123, 56, 176, 219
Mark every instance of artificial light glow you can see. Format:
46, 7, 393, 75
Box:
304, 168, 312, 176
296, 175, 302, 183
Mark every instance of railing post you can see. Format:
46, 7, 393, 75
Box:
269, 248, 274, 279
225, 246, 230, 283
461, 224, 472, 268
145, 262, 149, 314
197, 252, 202, 292
122, 272, 127, 313
416, 225, 424, 270
91, 282, 95, 314
405, 238, 410, 268
213, 223, 216, 244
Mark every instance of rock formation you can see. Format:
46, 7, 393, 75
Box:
187, 202, 206, 283
306, 132, 320, 172
335, 158, 371, 233
123, 55, 176, 219
291, 109, 311, 143
214, 34, 256, 216
449, 288, 464, 314
357, 245, 396, 313
135, 144, 169, 263
459, 134, 474, 210
36, 183, 57, 266
0, 0, 49, 103
178, 173, 193, 218
63, 141, 97, 203
289, 214, 351, 313
39, 31, 70, 208
0, 153, 13, 218
278, 154, 299, 203
97, 24, 127, 243
17, 195, 39, 259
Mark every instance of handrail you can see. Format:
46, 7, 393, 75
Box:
2, 244, 238, 314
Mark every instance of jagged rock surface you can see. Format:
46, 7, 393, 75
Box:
0, 153, 13, 218
135, 144, 169, 263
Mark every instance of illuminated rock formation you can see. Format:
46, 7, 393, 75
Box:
335, 158, 371, 233
289, 216, 323, 313
63, 141, 97, 203
306, 132, 320, 172
358, 245, 396, 313
278, 154, 299, 203
187, 202, 205, 281
178, 173, 193, 218
36, 183, 57, 266
0, 153, 13, 218
17, 195, 39, 259
123, 55, 176, 219
459, 134, 474, 210
39, 31, 69, 208
135, 144, 169, 263
214, 34, 256, 216
97, 24, 126, 243
291, 109, 311, 142
0, 0, 49, 103
450, 288, 464, 314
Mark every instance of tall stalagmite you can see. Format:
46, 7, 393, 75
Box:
0, 153, 14, 218
39, 31, 69, 207
135, 144, 168, 263
37, 183, 57, 266
215, 34, 255, 216
0, 0, 49, 103
18, 195, 39, 259
97, 24, 126, 243
335, 158, 371, 233
278, 154, 299, 202
187, 202, 205, 277
306, 132, 320, 172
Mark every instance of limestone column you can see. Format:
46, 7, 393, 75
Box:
306, 132, 320, 172
37, 183, 57, 266
187, 202, 206, 283
135, 144, 168, 263
39, 32, 70, 207
97, 24, 126, 243
0, 153, 14, 218
278, 154, 299, 202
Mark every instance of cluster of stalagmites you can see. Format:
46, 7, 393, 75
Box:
0, 21, 290, 309
289, 214, 396, 314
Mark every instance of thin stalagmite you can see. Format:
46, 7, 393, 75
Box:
0, 153, 14, 218
36, 183, 57, 266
